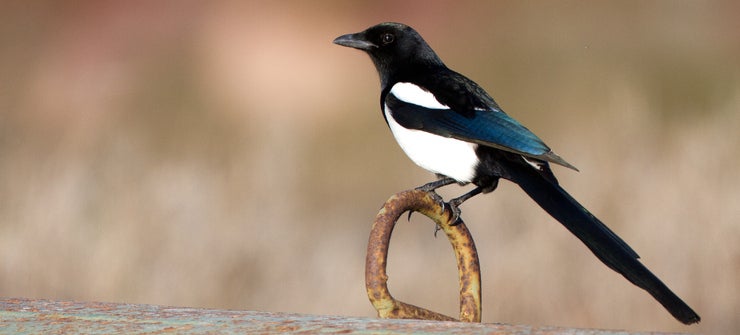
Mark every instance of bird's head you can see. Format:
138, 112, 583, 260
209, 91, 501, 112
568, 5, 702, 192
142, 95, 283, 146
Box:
333, 22, 443, 86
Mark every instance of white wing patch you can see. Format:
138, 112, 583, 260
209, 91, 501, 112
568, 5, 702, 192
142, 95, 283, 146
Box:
389, 82, 449, 109
384, 108, 479, 182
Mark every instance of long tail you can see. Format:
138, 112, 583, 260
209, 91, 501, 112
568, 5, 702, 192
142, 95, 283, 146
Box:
509, 165, 700, 324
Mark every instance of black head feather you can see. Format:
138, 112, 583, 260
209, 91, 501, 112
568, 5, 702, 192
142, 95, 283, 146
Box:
334, 22, 444, 87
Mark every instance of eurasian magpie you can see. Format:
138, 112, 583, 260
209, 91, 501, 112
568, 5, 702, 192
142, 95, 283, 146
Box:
333, 22, 700, 325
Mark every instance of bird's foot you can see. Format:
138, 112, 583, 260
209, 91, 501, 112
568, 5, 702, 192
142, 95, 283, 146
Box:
445, 186, 485, 226
407, 190, 446, 221
447, 199, 463, 226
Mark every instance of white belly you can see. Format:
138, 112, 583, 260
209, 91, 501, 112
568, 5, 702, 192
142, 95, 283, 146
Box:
384, 107, 479, 183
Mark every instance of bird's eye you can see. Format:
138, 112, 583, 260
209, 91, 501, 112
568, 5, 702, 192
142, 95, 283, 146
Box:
381, 33, 394, 44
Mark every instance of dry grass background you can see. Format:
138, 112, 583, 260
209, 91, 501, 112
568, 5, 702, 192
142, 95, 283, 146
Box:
1, 1, 738, 333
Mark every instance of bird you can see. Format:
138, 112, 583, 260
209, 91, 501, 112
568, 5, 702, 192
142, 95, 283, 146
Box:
333, 22, 700, 325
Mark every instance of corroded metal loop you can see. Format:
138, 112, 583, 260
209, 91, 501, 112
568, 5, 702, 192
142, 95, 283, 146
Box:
365, 189, 482, 322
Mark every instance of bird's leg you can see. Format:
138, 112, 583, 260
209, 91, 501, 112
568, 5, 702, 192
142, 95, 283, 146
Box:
447, 178, 499, 225
447, 187, 483, 225
408, 177, 457, 222
416, 177, 457, 192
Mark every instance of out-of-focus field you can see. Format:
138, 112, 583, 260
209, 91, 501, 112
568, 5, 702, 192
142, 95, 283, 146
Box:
1, 1, 738, 333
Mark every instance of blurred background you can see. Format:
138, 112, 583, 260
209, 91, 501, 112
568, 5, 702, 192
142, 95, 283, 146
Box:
1, 1, 738, 333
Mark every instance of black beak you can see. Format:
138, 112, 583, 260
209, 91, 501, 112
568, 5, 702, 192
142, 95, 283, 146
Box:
333, 33, 376, 50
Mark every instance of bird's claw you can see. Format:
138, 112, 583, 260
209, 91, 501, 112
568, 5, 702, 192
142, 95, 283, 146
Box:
428, 191, 446, 212
408, 190, 446, 221
448, 200, 463, 226
432, 200, 462, 236
407, 188, 463, 233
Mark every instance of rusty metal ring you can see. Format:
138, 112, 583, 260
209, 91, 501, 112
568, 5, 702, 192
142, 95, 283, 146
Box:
365, 189, 482, 322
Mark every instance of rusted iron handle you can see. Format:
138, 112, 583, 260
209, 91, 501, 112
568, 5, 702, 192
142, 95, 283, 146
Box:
365, 189, 482, 322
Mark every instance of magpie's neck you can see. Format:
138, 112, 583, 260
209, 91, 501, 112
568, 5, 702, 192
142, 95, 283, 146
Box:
376, 60, 447, 91
371, 42, 446, 89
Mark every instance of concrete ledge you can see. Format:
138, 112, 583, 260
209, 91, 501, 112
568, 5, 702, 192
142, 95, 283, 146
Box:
1, 298, 674, 334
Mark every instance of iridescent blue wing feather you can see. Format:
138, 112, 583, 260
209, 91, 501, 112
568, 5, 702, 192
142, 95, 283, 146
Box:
386, 93, 577, 170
